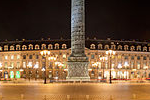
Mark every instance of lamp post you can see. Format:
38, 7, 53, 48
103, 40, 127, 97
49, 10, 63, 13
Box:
100, 57, 108, 79
40, 50, 50, 84
106, 50, 116, 84
144, 66, 148, 79
0, 69, 2, 81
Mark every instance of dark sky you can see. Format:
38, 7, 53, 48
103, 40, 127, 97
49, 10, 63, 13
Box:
0, 0, 150, 41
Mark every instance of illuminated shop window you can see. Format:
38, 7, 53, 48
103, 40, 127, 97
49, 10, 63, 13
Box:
11, 55, 14, 59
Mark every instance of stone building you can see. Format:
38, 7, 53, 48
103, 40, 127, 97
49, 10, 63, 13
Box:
0, 38, 150, 80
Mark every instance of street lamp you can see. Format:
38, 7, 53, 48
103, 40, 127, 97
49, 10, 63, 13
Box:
100, 57, 108, 79
106, 50, 116, 84
144, 66, 148, 79
40, 50, 50, 84
0, 69, 2, 81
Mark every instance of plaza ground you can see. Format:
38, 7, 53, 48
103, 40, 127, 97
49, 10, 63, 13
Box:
1, 80, 150, 100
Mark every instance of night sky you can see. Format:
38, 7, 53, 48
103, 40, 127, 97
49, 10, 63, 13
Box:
0, 0, 150, 41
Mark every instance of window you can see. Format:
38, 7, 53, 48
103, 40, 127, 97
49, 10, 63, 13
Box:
98, 44, 103, 49
48, 44, 53, 49
131, 62, 134, 69
10, 46, 15, 50
104, 45, 109, 50
11, 55, 14, 59
16, 62, 20, 68
124, 56, 128, 60
137, 62, 140, 69
91, 54, 95, 59
10, 62, 14, 68
35, 44, 40, 50
17, 55, 20, 59
28, 62, 32, 68
124, 45, 129, 51
130, 46, 135, 51
143, 46, 147, 52
23, 62, 26, 68
55, 43, 59, 49
137, 56, 140, 60
137, 45, 141, 51
111, 45, 116, 50
28, 44, 33, 50
34, 62, 39, 68
90, 44, 95, 49
16, 45, 20, 50
4, 62, 8, 68
62, 44, 67, 49
5, 56, 8, 60
0, 46, 2, 51
41, 44, 46, 49
29, 55, 32, 59
131, 56, 134, 60
4, 45, 8, 51
63, 54, 66, 59
118, 45, 122, 50
35, 55, 39, 59
22, 45, 27, 50
143, 56, 147, 60
23, 55, 26, 59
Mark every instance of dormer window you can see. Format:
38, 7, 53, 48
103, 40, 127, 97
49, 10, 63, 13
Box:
117, 45, 122, 50
90, 44, 95, 49
62, 44, 67, 49
41, 44, 46, 50
111, 45, 116, 50
143, 46, 147, 52
4, 45, 8, 51
98, 44, 103, 49
16, 45, 21, 50
35, 44, 40, 50
22, 45, 27, 50
124, 45, 129, 51
28, 44, 33, 50
55, 43, 59, 49
0, 46, 2, 51
10, 45, 15, 51
104, 45, 109, 50
137, 45, 141, 51
130, 46, 135, 51
48, 44, 53, 49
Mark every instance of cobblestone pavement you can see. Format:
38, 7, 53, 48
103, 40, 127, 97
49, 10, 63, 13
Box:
0, 81, 150, 100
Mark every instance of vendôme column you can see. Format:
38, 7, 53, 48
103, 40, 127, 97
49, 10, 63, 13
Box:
67, 0, 90, 81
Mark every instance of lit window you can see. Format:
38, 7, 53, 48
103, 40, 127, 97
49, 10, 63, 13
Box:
23, 62, 26, 68
17, 62, 20, 68
22, 45, 27, 50
16, 45, 20, 50
10, 46, 15, 50
55, 43, 59, 49
90, 44, 96, 49
10, 62, 14, 68
28, 44, 33, 50
35, 45, 40, 50
137, 62, 140, 69
63, 54, 66, 59
48, 44, 53, 49
91, 54, 95, 59
0, 63, 2, 68
98, 44, 103, 49
34, 62, 39, 68
28, 62, 32, 68
41, 44, 46, 49
4, 45, 8, 51
5, 56, 8, 60
4, 62, 8, 68
0, 46, 2, 51
17, 55, 20, 59
11, 55, 14, 59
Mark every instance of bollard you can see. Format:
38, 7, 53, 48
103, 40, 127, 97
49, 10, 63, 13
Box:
86, 95, 89, 100
132, 94, 136, 99
21, 94, 24, 100
0, 93, 2, 100
67, 95, 70, 100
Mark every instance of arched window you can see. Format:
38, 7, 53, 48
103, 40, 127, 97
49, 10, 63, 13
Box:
137, 45, 141, 51
41, 44, 46, 50
28, 44, 33, 50
55, 43, 59, 49
35, 44, 40, 50
10, 45, 15, 50
48, 44, 53, 49
130, 46, 135, 51
98, 44, 103, 49
111, 45, 116, 50
117, 45, 122, 50
104, 45, 109, 50
62, 44, 67, 49
4, 45, 8, 51
124, 45, 129, 51
90, 44, 95, 49
22, 45, 27, 50
16, 45, 21, 50
143, 46, 147, 52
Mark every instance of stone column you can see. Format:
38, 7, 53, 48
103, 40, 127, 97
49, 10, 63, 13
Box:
67, 0, 90, 81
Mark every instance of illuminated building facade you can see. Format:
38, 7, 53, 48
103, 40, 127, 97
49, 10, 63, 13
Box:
0, 38, 150, 80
